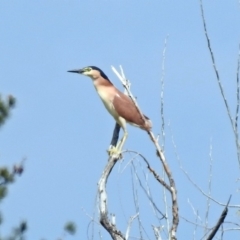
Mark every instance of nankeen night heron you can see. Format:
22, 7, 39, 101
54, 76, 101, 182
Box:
68, 66, 152, 156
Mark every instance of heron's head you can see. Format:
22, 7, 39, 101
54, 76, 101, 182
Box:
68, 66, 110, 80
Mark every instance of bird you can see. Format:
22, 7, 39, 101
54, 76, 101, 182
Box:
68, 66, 152, 156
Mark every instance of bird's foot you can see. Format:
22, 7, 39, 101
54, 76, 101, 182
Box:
107, 145, 122, 159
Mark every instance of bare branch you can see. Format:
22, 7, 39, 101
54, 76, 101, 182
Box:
130, 166, 144, 239
204, 141, 213, 234
125, 151, 166, 219
235, 44, 240, 162
180, 160, 239, 208
160, 35, 169, 149
98, 155, 126, 240
205, 196, 231, 240
112, 66, 179, 240
172, 132, 240, 208
125, 213, 139, 240
235, 44, 240, 131
162, 169, 170, 235
193, 210, 199, 240
221, 224, 224, 240
187, 199, 203, 225
152, 225, 163, 240
199, 0, 233, 127
147, 131, 179, 240
199, 0, 240, 166
222, 227, 240, 232
180, 215, 209, 230
181, 163, 238, 208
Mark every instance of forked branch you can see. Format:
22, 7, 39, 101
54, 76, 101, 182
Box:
112, 66, 179, 240
148, 131, 179, 240
98, 155, 126, 240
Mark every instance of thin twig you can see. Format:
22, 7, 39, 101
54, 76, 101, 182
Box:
235, 44, 240, 163
188, 199, 203, 225
128, 152, 167, 223
199, 0, 233, 128
224, 221, 240, 228
124, 151, 171, 212
199, 0, 240, 166
172, 131, 240, 208
180, 161, 238, 208
204, 140, 213, 234
193, 210, 199, 240
180, 215, 209, 229
116, 160, 130, 226
162, 169, 170, 236
160, 35, 169, 149
180, 163, 238, 208
125, 213, 139, 240
127, 154, 166, 219
221, 227, 240, 232
86, 220, 100, 240
120, 150, 167, 219
220, 224, 224, 240
235, 44, 240, 131
130, 166, 144, 240
130, 163, 152, 240
187, 200, 202, 240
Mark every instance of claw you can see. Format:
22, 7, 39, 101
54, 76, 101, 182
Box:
107, 146, 122, 159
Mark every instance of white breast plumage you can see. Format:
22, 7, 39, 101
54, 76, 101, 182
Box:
96, 87, 118, 118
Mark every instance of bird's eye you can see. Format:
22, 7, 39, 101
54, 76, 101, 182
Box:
85, 67, 92, 72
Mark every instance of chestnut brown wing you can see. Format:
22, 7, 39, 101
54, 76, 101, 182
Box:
113, 90, 150, 129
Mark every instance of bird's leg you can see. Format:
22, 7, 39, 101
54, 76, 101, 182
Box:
107, 131, 128, 157
107, 123, 121, 156
116, 131, 128, 153
108, 119, 127, 157
109, 123, 121, 148
107, 146, 119, 157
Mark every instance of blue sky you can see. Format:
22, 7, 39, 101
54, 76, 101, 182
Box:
1, 1, 240, 239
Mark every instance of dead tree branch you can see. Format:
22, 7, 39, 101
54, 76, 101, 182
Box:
199, 0, 240, 166
112, 66, 179, 240
148, 131, 179, 240
205, 196, 231, 240
98, 155, 126, 240
235, 43, 240, 160
126, 151, 166, 219
160, 35, 169, 149
235, 44, 240, 132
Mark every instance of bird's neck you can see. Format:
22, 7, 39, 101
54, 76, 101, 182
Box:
92, 76, 113, 89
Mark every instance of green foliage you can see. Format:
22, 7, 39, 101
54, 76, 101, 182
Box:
0, 93, 77, 239
0, 93, 26, 240
13, 221, 27, 236
64, 222, 77, 235
2, 221, 27, 240
0, 186, 7, 201
0, 167, 15, 202
0, 95, 16, 127
0, 167, 15, 184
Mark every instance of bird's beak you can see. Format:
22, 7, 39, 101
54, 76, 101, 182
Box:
67, 69, 84, 74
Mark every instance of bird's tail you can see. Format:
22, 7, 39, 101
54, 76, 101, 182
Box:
143, 115, 152, 131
